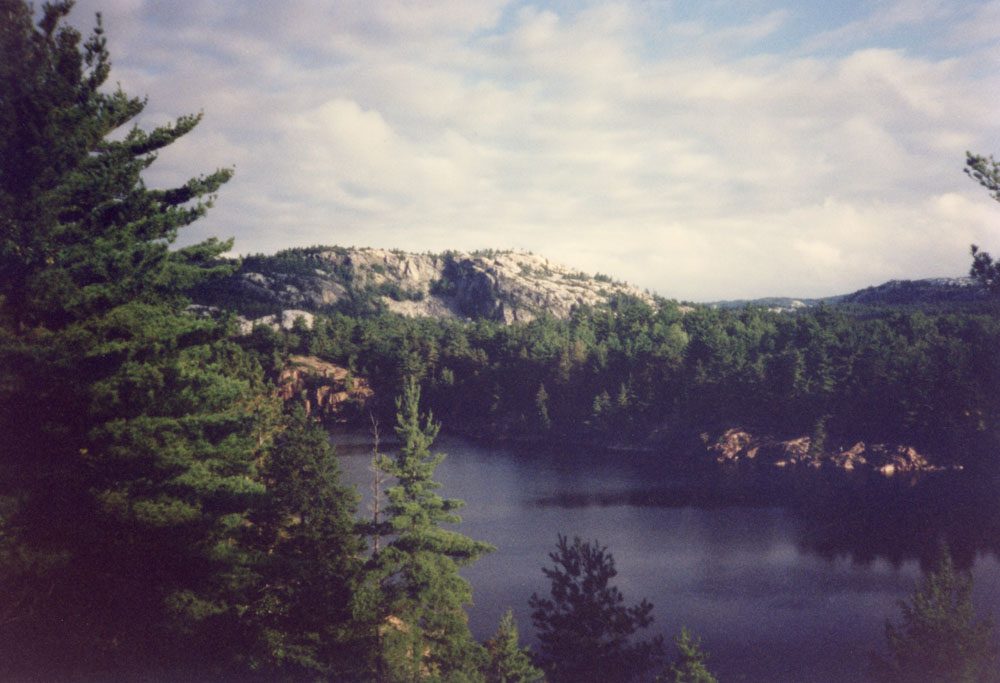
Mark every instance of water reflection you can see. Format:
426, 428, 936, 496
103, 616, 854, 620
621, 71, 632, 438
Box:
788, 470, 1000, 570
529, 463, 1000, 571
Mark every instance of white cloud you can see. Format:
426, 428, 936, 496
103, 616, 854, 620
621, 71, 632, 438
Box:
63, 0, 1000, 300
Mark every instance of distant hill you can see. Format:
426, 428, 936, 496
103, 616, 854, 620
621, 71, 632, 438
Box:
835, 277, 987, 306
705, 296, 839, 312
707, 277, 990, 312
192, 246, 659, 323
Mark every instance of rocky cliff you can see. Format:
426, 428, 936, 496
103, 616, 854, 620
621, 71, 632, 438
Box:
195, 247, 658, 324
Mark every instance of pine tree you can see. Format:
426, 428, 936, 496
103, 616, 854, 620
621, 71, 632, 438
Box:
529, 534, 665, 683
367, 377, 495, 681
244, 406, 368, 680
965, 152, 1000, 293
0, 1, 234, 332
0, 3, 285, 677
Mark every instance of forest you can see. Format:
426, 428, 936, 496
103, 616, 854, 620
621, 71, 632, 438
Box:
245, 283, 1000, 472
1, 2, 998, 680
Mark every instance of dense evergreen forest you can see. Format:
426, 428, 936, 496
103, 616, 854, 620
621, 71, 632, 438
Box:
244, 286, 1000, 471
1, 2, 998, 680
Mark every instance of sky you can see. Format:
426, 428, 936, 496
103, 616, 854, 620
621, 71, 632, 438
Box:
65, 0, 1000, 302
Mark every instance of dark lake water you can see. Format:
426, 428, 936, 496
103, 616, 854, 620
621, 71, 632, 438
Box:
333, 431, 1000, 682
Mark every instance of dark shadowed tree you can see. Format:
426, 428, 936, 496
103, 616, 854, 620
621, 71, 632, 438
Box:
529, 534, 665, 683
244, 406, 369, 680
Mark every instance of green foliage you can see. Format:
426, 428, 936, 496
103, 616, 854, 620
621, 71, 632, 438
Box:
0, 3, 234, 332
366, 378, 495, 681
244, 407, 368, 680
0, 4, 366, 679
470, 248, 513, 259
660, 628, 718, 683
529, 534, 665, 683
430, 275, 458, 296
376, 280, 426, 302
285, 289, 1000, 469
0, 3, 255, 675
970, 244, 1000, 294
485, 609, 545, 683
965, 152, 1000, 293
966, 152, 1000, 203
871, 545, 997, 683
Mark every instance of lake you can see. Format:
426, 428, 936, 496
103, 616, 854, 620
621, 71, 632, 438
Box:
333, 431, 1000, 682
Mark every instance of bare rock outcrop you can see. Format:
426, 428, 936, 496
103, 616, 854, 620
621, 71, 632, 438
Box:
708, 428, 951, 474
238, 309, 315, 334
276, 355, 372, 420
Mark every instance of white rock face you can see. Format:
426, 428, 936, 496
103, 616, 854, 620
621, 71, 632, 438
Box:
230, 247, 657, 323
238, 309, 315, 334
305, 248, 656, 322
281, 310, 315, 330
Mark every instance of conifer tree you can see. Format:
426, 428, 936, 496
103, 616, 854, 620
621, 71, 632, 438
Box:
244, 407, 368, 680
485, 609, 544, 683
367, 377, 495, 681
0, 2, 299, 677
965, 152, 1000, 293
530, 534, 665, 683
660, 628, 718, 683
871, 545, 997, 683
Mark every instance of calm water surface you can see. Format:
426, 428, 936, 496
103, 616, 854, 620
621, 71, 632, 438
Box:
333, 431, 1000, 683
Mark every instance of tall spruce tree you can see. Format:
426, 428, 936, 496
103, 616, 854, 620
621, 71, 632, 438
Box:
365, 377, 495, 681
661, 628, 718, 683
0, 2, 313, 678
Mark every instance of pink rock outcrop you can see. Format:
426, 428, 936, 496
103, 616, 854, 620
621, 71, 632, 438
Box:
276, 355, 373, 420
708, 428, 949, 474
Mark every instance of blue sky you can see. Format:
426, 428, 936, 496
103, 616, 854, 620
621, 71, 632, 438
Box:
67, 0, 1000, 301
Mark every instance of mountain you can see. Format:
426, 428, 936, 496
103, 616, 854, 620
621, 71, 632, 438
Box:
192, 246, 659, 324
